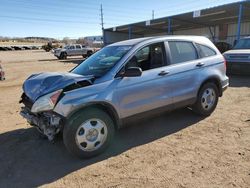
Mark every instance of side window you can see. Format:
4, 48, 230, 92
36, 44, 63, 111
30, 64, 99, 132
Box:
197, 44, 216, 58
69, 46, 75, 50
168, 41, 198, 64
76, 45, 81, 49
126, 42, 166, 71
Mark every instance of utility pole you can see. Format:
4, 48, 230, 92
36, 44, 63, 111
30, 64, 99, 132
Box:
152, 10, 154, 20
100, 4, 105, 46
100, 4, 104, 31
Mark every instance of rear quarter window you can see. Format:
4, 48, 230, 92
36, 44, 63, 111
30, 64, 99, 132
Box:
196, 44, 216, 58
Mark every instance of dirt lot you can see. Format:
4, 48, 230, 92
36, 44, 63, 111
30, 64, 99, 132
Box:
0, 50, 249, 188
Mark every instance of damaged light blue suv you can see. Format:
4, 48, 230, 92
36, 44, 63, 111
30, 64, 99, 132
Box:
20, 36, 229, 158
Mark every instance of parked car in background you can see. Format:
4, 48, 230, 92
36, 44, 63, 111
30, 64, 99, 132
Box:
20, 36, 228, 158
12, 46, 24, 50
215, 42, 232, 53
23, 46, 32, 50
223, 37, 250, 75
53, 44, 94, 59
0, 64, 5, 80
6, 47, 14, 51
0, 47, 8, 51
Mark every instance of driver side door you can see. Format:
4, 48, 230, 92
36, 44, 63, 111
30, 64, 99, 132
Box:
113, 42, 174, 120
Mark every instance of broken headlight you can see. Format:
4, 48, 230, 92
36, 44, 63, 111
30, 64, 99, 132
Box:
31, 90, 62, 113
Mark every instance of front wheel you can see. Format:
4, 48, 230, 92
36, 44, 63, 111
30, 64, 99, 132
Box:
63, 108, 115, 158
192, 83, 219, 116
87, 51, 93, 57
59, 52, 67, 59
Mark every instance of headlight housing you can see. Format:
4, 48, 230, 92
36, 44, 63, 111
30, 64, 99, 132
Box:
31, 90, 62, 113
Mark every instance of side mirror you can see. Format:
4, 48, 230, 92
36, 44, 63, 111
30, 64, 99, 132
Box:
121, 67, 142, 77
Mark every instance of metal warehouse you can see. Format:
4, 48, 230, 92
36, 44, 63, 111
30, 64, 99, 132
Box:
104, 1, 250, 46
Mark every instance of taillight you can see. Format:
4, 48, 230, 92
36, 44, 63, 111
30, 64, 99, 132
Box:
223, 57, 227, 69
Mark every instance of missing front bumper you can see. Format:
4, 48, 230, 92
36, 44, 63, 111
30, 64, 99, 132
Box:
20, 107, 62, 141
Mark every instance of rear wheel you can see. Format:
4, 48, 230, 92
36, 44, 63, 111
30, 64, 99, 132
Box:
192, 83, 219, 116
63, 108, 115, 158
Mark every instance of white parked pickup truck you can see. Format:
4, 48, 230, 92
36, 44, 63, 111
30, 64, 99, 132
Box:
53, 44, 94, 59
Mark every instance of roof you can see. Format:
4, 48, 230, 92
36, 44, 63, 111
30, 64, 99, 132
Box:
108, 35, 213, 46
105, 1, 250, 36
108, 37, 153, 46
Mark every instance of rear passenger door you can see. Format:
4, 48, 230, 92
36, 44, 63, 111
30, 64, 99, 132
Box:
67, 45, 76, 56
75, 45, 82, 55
166, 41, 202, 106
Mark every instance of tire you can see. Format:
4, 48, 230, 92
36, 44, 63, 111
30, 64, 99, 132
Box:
59, 52, 67, 59
192, 82, 219, 116
63, 108, 115, 158
87, 51, 93, 57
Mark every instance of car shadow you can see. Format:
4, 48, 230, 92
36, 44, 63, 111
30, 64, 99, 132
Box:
229, 75, 250, 87
0, 108, 204, 187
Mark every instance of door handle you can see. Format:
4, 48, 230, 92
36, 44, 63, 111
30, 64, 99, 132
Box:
158, 70, 170, 76
196, 62, 205, 67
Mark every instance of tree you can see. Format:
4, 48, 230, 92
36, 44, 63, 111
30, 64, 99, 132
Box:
62, 37, 71, 44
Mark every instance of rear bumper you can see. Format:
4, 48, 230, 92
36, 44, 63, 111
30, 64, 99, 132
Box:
227, 61, 250, 75
221, 77, 229, 94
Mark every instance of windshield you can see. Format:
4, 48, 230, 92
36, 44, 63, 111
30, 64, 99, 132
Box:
233, 38, 250, 49
72, 45, 132, 77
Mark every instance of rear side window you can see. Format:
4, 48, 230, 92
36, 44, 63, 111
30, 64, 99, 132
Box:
197, 44, 216, 58
168, 41, 198, 64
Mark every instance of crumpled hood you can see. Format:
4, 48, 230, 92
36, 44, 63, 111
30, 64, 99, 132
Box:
23, 72, 93, 102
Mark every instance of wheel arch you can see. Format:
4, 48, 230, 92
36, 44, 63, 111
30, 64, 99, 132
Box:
66, 102, 121, 130
199, 76, 222, 97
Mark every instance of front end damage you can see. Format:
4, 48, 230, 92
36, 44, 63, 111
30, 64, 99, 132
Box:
19, 92, 64, 141
19, 72, 94, 141
20, 106, 62, 141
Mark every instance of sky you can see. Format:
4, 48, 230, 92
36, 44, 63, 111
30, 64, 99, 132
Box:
0, 0, 241, 39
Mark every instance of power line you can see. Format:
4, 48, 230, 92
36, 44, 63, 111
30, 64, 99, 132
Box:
0, 15, 124, 26
8, 0, 151, 12
2, 0, 153, 14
